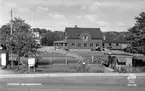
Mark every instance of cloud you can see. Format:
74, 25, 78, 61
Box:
32, 12, 69, 30
116, 22, 125, 26
48, 12, 67, 21
92, 1, 145, 10
76, 14, 98, 23
81, 5, 98, 12
96, 21, 109, 26
76, 15, 83, 20
37, 6, 49, 12
88, 5, 98, 12
34, 19, 70, 31
81, 1, 145, 12
19, 8, 30, 12
27, 0, 93, 6
85, 14, 98, 22
3, 2, 17, 9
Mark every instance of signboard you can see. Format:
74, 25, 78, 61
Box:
28, 58, 35, 67
127, 74, 137, 86
1, 53, 6, 66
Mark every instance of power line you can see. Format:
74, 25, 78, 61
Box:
0, 23, 133, 27
31, 25, 133, 27
0, 24, 133, 28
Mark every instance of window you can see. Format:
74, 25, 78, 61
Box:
84, 43, 87, 47
83, 35, 88, 40
78, 43, 81, 47
103, 43, 104, 47
72, 43, 75, 46
83, 35, 89, 42
116, 43, 119, 46
90, 43, 93, 47
65, 43, 68, 46
109, 43, 111, 46
96, 43, 99, 47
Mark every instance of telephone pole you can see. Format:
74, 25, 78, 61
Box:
10, 9, 13, 67
10, 9, 13, 34
32, 11, 34, 33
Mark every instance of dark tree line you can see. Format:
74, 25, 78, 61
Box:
32, 28, 64, 46
103, 31, 128, 42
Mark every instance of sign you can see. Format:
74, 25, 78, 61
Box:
28, 58, 35, 67
127, 74, 137, 86
1, 53, 6, 66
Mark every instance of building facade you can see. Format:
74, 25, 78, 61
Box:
103, 41, 129, 50
54, 26, 103, 50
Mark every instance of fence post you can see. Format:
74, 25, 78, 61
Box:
65, 56, 67, 64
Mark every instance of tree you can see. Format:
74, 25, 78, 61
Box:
0, 17, 40, 69
126, 12, 145, 54
33, 28, 48, 34
103, 31, 128, 42
41, 31, 64, 46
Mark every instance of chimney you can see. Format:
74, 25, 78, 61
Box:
75, 25, 78, 28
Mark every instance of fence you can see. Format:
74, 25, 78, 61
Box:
117, 67, 145, 73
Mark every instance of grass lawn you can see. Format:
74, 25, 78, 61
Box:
36, 64, 104, 73
69, 51, 109, 62
8, 50, 109, 65
9, 56, 79, 64
39, 52, 66, 57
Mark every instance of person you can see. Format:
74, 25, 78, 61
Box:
101, 60, 104, 65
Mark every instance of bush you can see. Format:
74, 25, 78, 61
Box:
64, 48, 69, 51
119, 68, 126, 73
68, 64, 89, 72
90, 48, 95, 51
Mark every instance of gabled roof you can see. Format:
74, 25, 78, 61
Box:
103, 40, 129, 43
65, 27, 103, 39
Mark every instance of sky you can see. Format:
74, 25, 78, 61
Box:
0, 0, 145, 32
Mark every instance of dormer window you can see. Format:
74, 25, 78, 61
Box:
83, 35, 88, 42
83, 35, 88, 40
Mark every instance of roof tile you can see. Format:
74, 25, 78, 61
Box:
65, 27, 103, 39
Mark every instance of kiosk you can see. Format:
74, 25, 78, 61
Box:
0, 49, 9, 66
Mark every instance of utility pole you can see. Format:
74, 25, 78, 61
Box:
32, 11, 34, 33
10, 9, 13, 67
10, 9, 13, 34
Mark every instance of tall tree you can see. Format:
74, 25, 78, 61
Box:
0, 17, 40, 69
103, 31, 128, 42
33, 28, 48, 34
41, 31, 64, 46
126, 12, 145, 54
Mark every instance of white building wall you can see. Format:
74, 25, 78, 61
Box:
104, 43, 128, 50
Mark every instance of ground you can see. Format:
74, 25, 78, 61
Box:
0, 75, 144, 91
7, 46, 145, 73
